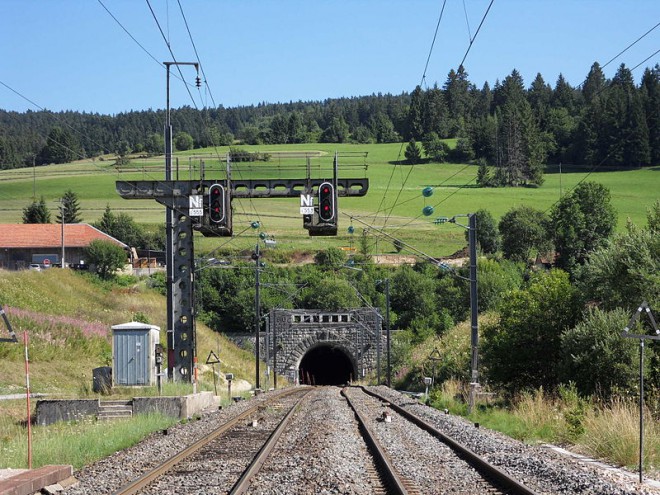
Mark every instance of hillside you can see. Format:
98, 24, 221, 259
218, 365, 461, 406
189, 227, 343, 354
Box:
0, 143, 657, 260
0, 269, 256, 397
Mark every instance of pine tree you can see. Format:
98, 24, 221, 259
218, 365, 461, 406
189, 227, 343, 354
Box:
404, 139, 422, 164
406, 86, 425, 140
494, 70, 545, 186
22, 197, 51, 224
527, 73, 552, 124
38, 126, 79, 164
552, 73, 578, 115
422, 86, 450, 138
443, 66, 473, 136
641, 65, 660, 165
57, 189, 82, 223
582, 62, 607, 104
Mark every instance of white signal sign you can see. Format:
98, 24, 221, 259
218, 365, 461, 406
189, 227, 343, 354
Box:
300, 194, 314, 215
189, 195, 203, 217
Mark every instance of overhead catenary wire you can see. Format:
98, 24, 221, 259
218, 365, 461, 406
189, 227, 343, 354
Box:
457, 0, 495, 69
601, 20, 660, 70
376, 0, 496, 236
176, 0, 218, 109
171, 0, 265, 232
420, 0, 449, 88
100, 0, 264, 241
631, 48, 660, 72
145, 0, 199, 110
462, 0, 473, 43
376, 0, 450, 231
0, 2, 211, 221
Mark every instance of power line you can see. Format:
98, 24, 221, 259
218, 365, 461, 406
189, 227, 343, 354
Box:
632, 49, 660, 72
176, 0, 218, 108
458, 0, 495, 69
420, 0, 449, 88
601, 20, 660, 70
145, 0, 199, 110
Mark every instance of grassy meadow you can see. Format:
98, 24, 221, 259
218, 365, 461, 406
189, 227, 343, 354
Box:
0, 268, 259, 468
0, 143, 657, 258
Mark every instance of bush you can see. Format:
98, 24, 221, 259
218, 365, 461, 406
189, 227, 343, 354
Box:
84, 240, 128, 280
560, 308, 638, 398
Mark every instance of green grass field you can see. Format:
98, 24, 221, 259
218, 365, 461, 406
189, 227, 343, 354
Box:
0, 143, 657, 257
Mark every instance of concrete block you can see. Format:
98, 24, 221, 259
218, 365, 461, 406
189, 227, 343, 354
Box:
36, 400, 99, 426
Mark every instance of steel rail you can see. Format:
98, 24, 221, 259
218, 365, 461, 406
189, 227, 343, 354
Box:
112, 387, 307, 495
229, 389, 312, 494
360, 386, 540, 495
341, 387, 416, 495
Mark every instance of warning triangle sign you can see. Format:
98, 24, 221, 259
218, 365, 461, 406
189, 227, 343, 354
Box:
206, 350, 221, 364
622, 301, 660, 340
428, 347, 442, 361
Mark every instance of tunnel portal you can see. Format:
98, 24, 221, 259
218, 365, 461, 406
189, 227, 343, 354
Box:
298, 345, 355, 385
269, 308, 382, 385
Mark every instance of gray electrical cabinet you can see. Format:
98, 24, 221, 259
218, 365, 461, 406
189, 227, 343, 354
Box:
112, 322, 160, 386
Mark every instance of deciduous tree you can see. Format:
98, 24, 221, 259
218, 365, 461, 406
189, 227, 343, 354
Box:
482, 269, 581, 394
499, 206, 552, 262
550, 181, 616, 273
84, 239, 127, 279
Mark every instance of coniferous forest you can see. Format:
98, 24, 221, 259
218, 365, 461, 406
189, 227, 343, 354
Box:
0, 62, 658, 180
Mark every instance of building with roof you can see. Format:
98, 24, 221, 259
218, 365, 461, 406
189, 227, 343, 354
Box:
0, 223, 129, 270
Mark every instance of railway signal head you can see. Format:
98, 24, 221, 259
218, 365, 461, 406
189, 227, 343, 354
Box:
318, 182, 335, 223
209, 184, 226, 224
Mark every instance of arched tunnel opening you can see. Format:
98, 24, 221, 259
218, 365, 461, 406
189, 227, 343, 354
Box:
298, 345, 355, 385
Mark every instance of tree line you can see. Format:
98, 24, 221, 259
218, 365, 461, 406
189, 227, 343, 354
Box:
1, 62, 657, 181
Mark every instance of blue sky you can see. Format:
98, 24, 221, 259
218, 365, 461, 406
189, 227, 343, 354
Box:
1, 0, 658, 115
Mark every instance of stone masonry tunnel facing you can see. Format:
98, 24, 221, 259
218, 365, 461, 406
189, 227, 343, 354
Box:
269, 308, 382, 384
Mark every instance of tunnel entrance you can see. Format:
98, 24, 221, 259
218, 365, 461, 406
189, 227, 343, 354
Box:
298, 345, 355, 385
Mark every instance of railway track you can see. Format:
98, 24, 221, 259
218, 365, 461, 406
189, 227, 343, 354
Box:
111, 388, 422, 494
68, 385, 640, 494
344, 386, 539, 495
113, 387, 403, 494
110, 386, 538, 494
112, 387, 312, 495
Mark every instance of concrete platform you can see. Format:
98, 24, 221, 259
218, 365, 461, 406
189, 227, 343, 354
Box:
0, 465, 72, 495
36, 391, 218, 426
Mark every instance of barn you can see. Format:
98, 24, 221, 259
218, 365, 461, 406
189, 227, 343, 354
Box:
0, 223, 128, 270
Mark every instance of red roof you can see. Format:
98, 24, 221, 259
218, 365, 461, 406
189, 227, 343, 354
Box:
0, 224, 127, 249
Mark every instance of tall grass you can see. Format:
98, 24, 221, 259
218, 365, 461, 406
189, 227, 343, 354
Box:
580, 399, 659, 472
1, 413, 178, 469
430, 380, 659, 478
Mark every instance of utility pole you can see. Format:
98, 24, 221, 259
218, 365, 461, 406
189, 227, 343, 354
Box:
253, 244, 261, 390
440, 213, 479, 413
468, 213, 479, 413
59, 198, 65, 269
385, 278, 391, 387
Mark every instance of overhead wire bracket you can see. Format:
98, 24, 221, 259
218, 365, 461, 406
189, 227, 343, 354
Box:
0, 306, 17, 343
